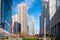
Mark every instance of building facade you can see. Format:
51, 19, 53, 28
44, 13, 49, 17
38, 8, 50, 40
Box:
13, 22, 21, 33
50, 0, 60, 40
12, 3, 28, 35
0, 0, 1, 26
1, 0, 12, 32
12, 14, 21, 33
40, 0, 60, 40
30, 16, 34, 35
40, 0, 49, 35
18, 3, 27, 34
56, 0, 60, 8
46, 0, 57, 34
40, 14, 44, 34
49, 0, 56, 20
40, 0, 57, 35
27, 25, 29, 35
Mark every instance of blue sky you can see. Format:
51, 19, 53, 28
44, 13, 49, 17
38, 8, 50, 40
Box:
12, 0, 41, 34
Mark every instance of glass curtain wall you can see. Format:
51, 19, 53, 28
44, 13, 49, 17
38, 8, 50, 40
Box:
0, 0, 1, 25
1, 0, 12, 32
56, 0, 60, 8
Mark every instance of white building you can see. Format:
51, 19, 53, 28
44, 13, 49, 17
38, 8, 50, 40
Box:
12, 14, 18, 33
30, 16, 34, 35
18, 3, 27, 34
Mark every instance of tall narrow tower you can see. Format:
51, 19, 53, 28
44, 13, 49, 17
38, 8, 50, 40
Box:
18, 3, 27, 34
1, 0, 12, 32
30, 16, 34, 35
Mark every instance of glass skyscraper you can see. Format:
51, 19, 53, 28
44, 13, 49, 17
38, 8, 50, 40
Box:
30, 16, 34, 35
1, 0, 12, 32
0, 0, 1, 25
13, 22, 21, 33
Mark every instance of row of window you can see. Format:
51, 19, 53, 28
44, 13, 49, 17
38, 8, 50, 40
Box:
51, 23, 60, 37
13, 22, 21, 33
0, 0, 12, 32
56, 0, 60, 8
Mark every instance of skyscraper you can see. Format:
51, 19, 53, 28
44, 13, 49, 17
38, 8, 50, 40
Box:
30, 16, 34, 35
40, 14, 44, 34
40, 0, 49, 35
40, 0, 57, 35
12, 14, 21, 33
1, 0, 12, 32
12, 14, 18, 33
18, 3, 27, 34
0, 0, 1, 25
49, 0, 60, 40
27, 25, 29, 35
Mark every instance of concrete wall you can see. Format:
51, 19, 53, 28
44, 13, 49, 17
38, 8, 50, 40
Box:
50, 7, 60, 28
49, 0, 56, 20
50, 7, 60, 40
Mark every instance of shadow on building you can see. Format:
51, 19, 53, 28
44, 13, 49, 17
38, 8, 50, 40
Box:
50, 7, 60, 40
13, 21, 21, 34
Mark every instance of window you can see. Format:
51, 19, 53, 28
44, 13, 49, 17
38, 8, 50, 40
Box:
56, 0, 60, 8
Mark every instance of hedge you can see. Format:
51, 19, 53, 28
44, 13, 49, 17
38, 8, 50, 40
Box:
23, 38, 39, 40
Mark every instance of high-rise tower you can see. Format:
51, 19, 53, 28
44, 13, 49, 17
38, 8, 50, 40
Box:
30, 16, 34, 35
18, 3, 27, 34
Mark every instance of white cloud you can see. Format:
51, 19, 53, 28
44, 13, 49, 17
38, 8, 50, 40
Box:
12, 0, 35, 15
12, 13, 18, 18
25, 0, 35, 9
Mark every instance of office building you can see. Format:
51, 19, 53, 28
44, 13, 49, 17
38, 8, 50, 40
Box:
1, 0, 12, 32
30, 16, 34, 35
40, 14, 44, 34
46, 0, 56, 34
41, 0, 60, 40
40, 0, 57, 34
27, 25, 29, 35
12, 14, 21, 33
56, 0, 60, 9
18, 3, 27, 34
0, 0, 3, 28
49, 0, 56, 20
0, 0, 1, 26
40, 0, 49, 35
40, 0, 60, 40
50, 0, 60, 40
12, 3, 27, 35
13, 22, 21, 33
